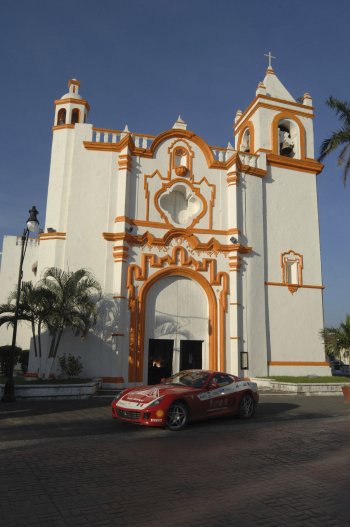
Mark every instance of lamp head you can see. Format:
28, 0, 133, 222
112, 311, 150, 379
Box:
26, 206, 39, 233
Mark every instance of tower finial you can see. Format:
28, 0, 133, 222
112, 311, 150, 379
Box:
264, 51, 276, 69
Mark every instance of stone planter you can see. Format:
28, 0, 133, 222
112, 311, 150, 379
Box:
0, 381, 99, 400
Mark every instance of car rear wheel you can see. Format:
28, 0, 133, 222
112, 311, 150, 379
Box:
166, 402, 189, 431
239, 393, 255, 419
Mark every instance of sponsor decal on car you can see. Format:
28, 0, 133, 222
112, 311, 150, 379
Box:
197, 381, 257, 401
117, 387, 162, 410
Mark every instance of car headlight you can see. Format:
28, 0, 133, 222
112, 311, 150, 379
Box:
146, 396, 165, 408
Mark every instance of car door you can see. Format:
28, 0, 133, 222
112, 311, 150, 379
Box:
196, 373, 234, 418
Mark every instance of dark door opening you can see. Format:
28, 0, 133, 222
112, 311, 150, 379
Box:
148, 339, 174, 385
180, 340, 203, 370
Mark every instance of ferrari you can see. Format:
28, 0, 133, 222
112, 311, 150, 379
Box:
111, 369, 259, 430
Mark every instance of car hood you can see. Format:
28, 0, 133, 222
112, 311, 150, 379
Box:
117, 384, 195, 410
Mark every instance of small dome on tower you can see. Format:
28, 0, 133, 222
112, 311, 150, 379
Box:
61, 79, 82, 100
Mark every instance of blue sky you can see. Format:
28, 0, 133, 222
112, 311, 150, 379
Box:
0, 0, 349, 326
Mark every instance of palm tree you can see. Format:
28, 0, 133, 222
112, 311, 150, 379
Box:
0, 267, 101, 378
321, 314, 350, 363
318, 96, 350, 186
0, 281, 54, 359
37, 268, 101, 376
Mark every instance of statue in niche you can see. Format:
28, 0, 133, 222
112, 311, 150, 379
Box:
174, 147, 188, 176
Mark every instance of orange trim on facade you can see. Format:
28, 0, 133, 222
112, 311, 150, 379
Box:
234, 94, 314, 132
281, 250, 303, 286
54, 98, 90, 111
52, 124, 75, 131
267, 153, 323, 174
169, 139, 194, 180
268, 361, 329, 366
271, 111, 306, 159
118, 154, 132, 171
236, 154, 266, 178
236, 121, 255, 154
153, 178, 208, 230
68, 79, 80, 88
84, 132, 269, 178
227, 171, 240, 186
39, 232, 66, 240
126, 247, 229, 382
103, 229, 251, 255
228, 255, 241, 271
113, 217, 241, 236
265, 281, 324, 290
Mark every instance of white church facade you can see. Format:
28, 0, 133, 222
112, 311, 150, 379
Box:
0, 66, 330, 386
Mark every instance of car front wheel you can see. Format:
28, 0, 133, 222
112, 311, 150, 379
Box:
239, 393, 255, 419
166, 402, 189, 431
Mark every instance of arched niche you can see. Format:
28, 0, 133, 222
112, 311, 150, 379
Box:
237, 121, 254, 153
57, 108, 66, 125
71, 108, 80, 124
272, 112, 306, 159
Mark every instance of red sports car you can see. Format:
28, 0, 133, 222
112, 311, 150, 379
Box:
111, 370, 259, 430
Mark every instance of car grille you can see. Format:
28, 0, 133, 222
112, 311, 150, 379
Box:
117, 408, 141, 420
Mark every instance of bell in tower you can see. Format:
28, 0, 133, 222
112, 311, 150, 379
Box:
278, 126, 294, 157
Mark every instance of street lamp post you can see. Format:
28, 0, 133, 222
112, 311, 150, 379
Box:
1, 206, 39, 403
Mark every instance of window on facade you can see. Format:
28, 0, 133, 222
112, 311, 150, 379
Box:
281, 251, 303, 287
286, 261, 298, 284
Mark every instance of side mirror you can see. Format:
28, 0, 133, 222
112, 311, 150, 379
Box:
208, 382, 219, 390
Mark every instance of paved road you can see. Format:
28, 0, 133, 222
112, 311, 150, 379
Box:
0, 395, 349, 527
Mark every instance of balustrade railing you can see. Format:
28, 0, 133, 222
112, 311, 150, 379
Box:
92, 128, 155, 149
211, 146, 236, 162
238, 152, 258, 167
91, 129, 261, 168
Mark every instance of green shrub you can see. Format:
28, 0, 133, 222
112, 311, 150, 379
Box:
58, 354, 83, 377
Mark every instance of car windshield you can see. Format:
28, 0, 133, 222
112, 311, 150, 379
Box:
164, 371, 211, 388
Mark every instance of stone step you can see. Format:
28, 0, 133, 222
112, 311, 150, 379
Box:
93, 388, 119, 398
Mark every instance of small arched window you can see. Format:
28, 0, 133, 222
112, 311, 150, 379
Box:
71, 108, 80, 124
240, 128, 250, 152
278, 119, 299, 158
57, 108, 66, 125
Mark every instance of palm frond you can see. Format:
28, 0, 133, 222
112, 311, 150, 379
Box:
326, 96, 350, 126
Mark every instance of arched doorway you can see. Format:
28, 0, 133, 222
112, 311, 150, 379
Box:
127, 266, 218, 383
144, 275, 209, 383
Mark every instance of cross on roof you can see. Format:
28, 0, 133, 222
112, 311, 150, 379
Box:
264, 51, 276, 68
